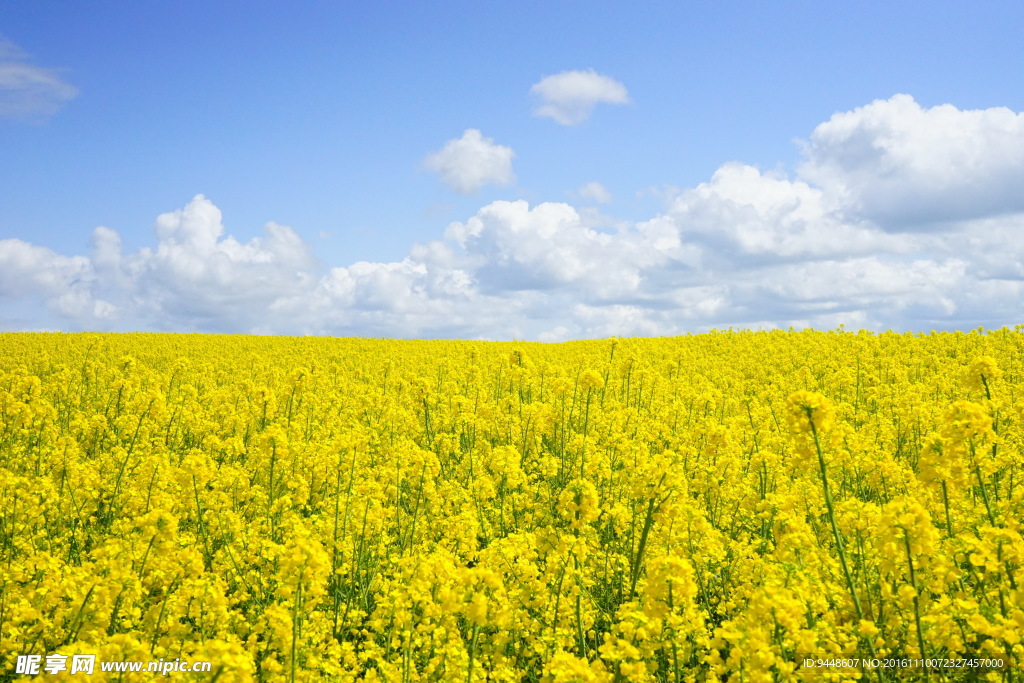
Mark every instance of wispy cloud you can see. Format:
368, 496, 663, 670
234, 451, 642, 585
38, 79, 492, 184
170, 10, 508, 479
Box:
576, 181, 612, 204
530, 69, 629, 125
0, 38, 78, 121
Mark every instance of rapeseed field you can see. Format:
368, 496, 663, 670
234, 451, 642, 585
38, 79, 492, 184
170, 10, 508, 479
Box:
0, 330, 1021, 682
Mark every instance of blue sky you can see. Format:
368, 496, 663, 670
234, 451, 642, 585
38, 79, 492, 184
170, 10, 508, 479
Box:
2, 1, 1024, 338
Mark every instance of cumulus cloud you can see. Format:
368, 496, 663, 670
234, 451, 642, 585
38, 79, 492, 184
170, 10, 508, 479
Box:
446, 200, 643, 296
0, 238, 113, 320
667, 162, 911, 262
0, 195, 322, 333
800, 94, 1024, 227
530, 69, 630, 125
0, 38, 78, 120
4, 95, 1024, 338
128, 197, 317, 330
423, 129, 515, 194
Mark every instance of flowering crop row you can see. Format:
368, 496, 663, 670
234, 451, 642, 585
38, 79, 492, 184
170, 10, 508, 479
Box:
0, 330, 1021, 681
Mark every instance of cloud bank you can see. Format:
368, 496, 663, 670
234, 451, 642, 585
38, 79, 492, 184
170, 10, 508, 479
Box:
0, 38, 78, 120
530, 69, 630, 125
3, 95, 1023, 339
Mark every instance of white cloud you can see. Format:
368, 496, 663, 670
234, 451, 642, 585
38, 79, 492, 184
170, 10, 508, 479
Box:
668, 162, 911, 261
0, 194, 319, 332
0, 238, 112, 320
126, 196, 318, 330
530, 69, 630, 125
423, 129, 515, 194
577, 181, 612, 204
443, 199, 685, 300
0, 39, 78, 120
757, 257, 965, 313
800, 94, 1024, 227
4, 96, 1024, 339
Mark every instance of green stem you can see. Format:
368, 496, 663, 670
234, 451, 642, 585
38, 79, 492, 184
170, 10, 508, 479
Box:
807, 412, 882, 683
941, 480, 953, 537
807, 412, 862, 620
467, 623, 480, 682
902, 529, 929, 682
